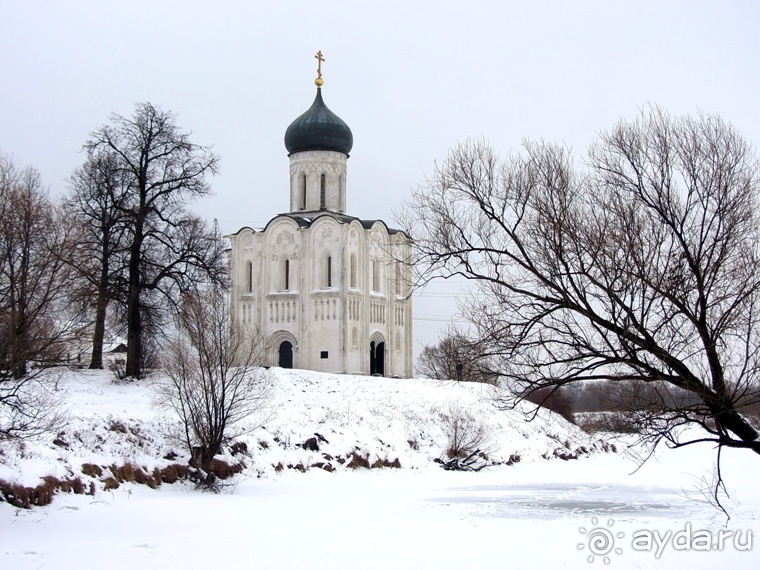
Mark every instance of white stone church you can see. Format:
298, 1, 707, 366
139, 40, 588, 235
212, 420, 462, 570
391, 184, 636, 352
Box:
227, 57, 413, 377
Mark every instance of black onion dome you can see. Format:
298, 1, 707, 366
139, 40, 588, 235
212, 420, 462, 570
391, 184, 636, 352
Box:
284, 89, 353, 156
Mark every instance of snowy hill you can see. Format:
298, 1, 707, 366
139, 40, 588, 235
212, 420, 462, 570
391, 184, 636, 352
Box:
0, 367, 607, 493
2, 368, 759, 569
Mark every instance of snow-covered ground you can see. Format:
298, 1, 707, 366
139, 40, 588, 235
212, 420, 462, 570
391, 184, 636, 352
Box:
1, 368, 758, 569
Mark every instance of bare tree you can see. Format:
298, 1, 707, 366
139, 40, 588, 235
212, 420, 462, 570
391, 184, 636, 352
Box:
0, 154, 71, 440
156, 281, 271, 485
0, 368, 67, 441
83, 102, 226, 378
401, 108, 760, 466
522, 386, 576, 424
64, 150, 130, 369
0, 154, 77, 378
416, 326, 495, 383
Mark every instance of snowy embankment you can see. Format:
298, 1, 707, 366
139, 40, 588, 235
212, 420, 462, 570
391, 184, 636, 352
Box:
3, 368, 759, 569
0, 367, 607, 495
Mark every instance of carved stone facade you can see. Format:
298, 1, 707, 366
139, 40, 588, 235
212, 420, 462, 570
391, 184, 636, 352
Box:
289, 150, 348, 213
228, 214, 413, 376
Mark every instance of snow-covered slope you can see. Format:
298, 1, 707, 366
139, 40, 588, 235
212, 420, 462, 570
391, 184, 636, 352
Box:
3, 369, 759, 570
0, 367, 606, 493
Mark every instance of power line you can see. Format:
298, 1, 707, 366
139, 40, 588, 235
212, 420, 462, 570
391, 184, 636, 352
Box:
413, 315, 470, 323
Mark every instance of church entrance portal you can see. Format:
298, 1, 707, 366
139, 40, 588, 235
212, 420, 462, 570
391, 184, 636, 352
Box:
369, 340, 385, 376
278, 341, 293, 369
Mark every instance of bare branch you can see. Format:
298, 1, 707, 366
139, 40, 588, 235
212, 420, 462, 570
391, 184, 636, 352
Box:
401, 107, 760, 473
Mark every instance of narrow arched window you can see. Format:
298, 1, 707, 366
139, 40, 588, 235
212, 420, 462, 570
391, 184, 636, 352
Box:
372, 259, 380, 292
395, 262, 402, 295
339, 174, 345, 209
326, 255, 332, 287
245, 260, 253, 293
284, 259, 290, 290
350, 254, 357, 288
301, 173, 307, 210
320, 174, 326, 209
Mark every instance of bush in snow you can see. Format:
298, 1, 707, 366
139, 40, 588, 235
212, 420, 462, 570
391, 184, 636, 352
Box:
155, 282, 271, 488
438, 401, 493, 471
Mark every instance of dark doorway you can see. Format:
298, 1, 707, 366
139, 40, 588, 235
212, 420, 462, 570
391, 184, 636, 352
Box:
278, 341, 293, 369
369, 340, 385, 376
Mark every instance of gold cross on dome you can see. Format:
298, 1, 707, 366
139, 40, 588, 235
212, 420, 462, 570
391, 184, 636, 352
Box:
314, 50, 325, 86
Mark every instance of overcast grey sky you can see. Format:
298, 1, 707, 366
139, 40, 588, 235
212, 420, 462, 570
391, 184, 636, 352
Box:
2, 1, 759, 357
